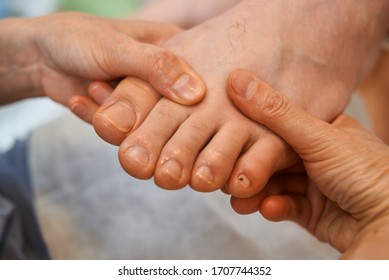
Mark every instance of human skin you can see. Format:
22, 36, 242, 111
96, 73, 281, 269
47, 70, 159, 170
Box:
228, 69, 389, 258
73, 0, 243, 126
73, 0, 242, 127
132, 0, 242, 28
91, 0, 389, 197
0, 12, 205, 114
359, 49, 389, 145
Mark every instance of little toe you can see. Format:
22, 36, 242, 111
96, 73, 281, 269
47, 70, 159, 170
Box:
93, 77, 161, 146
227, 132, 294, 198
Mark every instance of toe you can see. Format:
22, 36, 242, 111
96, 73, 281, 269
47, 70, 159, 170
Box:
93, 77, 160, 145
154, 113, 216, 190
227, 132, 295, 198
190, 122, 249, 192
118, 98, 189, 179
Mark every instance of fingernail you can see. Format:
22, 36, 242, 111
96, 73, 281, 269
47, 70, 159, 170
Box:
89, 84, 111, 105
195, 166, 214, 185
237, 173, 251, 189
125, 146, 150, 167
99, 101, 135, 132
160, 159, 182, 181
70, 102, 86, 118
231, 72, 258, 100
172, 74, 203, 101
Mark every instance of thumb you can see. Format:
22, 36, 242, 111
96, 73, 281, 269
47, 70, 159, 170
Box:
227, 69, 338, 153
92, 18, 205, 106
99, 40, 206, 106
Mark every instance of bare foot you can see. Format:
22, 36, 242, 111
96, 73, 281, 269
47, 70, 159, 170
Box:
93, 0, 388, 198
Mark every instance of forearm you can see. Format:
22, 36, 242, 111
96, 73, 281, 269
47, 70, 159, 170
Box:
132, 0, 242, 28
0, 18, 42, 105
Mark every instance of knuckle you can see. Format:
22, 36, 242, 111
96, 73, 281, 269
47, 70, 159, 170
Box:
154, 98, 185, 121
205, 148, 231, 164
186, 120, 213, 145
260, 88, 290, 119
150, 49, 180, 78
187, 120, 209, 137
156, 99, 175, 118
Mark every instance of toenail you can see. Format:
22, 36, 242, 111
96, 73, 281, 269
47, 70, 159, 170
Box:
124, 146, 150, 167
237, 173, 251, 188
160, 159, 183, 181
99, 101, 136, 132
70, 102, 87, 118
172, 74, 203, 101
195, 166, 215, 185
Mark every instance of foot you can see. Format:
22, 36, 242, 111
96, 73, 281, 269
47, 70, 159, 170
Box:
93, 0, 387, 197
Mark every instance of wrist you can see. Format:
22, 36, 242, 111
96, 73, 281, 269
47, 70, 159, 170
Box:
0, 17, 43, 105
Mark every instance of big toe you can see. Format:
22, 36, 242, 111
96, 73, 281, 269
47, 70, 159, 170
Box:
93, 77, 160, 145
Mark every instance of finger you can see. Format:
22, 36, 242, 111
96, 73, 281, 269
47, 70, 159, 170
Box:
68, 82, 113, 124
260, 195, 299, 222
259, 194, 311, 228
88, 82, 114, 105
68, 95, 99, 124
230, 173, 308, 215
227, 69, 339, 153
102, 40, 205, 106
230, 192, 265, 215
231, 174, 311, 225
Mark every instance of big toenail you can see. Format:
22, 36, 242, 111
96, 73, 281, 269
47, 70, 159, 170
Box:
195, 166, 215, 185
237, 173, 251, 188
160, 159, 182, 181
125, 146, 150, 166
172, 74, 203, 101
100, 101, 136, 132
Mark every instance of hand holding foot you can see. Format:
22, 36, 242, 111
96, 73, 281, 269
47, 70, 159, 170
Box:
0, 12, 205, 109
92, 0, 389, 197
228, 69, 389, 258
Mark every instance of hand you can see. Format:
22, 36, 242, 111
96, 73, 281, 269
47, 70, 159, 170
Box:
0, 12, 205, 107
228, 69, 389, 258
